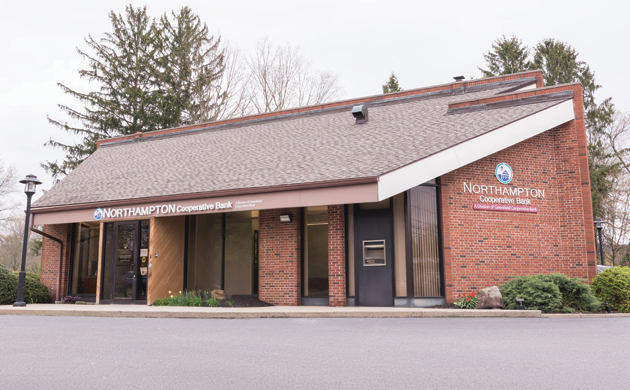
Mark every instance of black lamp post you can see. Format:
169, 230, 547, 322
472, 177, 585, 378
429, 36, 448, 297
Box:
594, 217, 606, 266
13, 174, 42, 307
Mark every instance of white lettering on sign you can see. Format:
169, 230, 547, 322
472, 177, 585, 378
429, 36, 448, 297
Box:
463, 182, 545, 198
97, 201, 235, 221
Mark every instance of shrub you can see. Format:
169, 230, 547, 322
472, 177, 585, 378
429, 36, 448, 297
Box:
11, 272, 50, 304
592, 267, 630, 313
501, 276, 562, 313
0, 266, 18, 305
538, 273, 600, 312
154, 290, 210, 307
454, 292, 478, 309
62, 296, 81, 304
501, 273, 600, 313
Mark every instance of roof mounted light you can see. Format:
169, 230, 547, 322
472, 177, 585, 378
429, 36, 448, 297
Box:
352, 105, 368, 124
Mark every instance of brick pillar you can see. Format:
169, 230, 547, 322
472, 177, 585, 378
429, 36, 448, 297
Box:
40, 224, 72, 302
258, 208, 301, 306
328, 205, 346, 306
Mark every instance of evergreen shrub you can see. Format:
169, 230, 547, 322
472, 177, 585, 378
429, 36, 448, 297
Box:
591, 267, 630, 313
501, 273, 600, 313
12, 271, 50, 304
0, 266, 18, 305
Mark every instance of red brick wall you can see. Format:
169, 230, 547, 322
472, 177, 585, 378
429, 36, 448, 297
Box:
258, 208, 301, 305
440, 118, 596, 303
328, 205, 346, 306
40, 224, 72, 302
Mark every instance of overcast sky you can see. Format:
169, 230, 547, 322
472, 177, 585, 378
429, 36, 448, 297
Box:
1, 0, 628, 207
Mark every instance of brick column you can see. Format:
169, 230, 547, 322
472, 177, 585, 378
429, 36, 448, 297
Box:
258, 208, 301, 306
40, 224, 72, 302
328, 205, 346, 306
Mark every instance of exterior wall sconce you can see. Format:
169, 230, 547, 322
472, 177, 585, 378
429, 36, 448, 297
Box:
279, 214, 292, 223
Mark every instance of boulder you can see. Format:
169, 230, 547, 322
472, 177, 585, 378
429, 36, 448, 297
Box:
211, 289, 231, 301
475, 286, 505, 309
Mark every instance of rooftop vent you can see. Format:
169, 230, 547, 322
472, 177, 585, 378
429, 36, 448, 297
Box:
352, 104, 368, 124
453, 76, 465, 82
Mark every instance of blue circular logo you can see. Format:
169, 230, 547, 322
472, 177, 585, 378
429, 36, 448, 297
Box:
94, 208, 104, 221
495, 163, 513, 184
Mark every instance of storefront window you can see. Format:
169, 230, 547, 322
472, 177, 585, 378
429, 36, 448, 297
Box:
101, 223, 114, 301
225, 211, 259, 295
187, 211, 259, 295
69, 222, 100, 300
409, 185, 441, 297
304, 206, 328, 297
187, 214, 223, 292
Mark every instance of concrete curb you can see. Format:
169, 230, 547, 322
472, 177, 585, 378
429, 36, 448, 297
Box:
0, 306, 542, 319
542, 313, 630, 318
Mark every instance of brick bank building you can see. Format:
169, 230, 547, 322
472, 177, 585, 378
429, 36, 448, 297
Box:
34, 70, 597, 307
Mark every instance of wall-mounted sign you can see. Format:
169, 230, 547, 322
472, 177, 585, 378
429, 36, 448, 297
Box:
464, 164, 548, 214
473, 204, 538, 213
94, 201, 234, 221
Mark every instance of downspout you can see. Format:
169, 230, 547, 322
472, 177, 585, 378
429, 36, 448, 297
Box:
29, 217, 64, 302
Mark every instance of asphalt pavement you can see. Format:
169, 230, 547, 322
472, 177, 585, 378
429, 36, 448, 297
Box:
1, 315, 628, 389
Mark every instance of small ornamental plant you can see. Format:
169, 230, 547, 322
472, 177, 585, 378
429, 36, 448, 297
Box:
454, 292, 478, 309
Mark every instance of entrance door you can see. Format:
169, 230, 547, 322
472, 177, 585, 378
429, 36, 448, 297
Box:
112, 222, 139, 303
354, 203, 394, 306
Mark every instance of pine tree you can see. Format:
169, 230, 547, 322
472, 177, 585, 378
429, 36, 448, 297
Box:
154, 7, 225, 126
45, 5, 160, 179
382, 72, 403, 94
478, 36, 531, 77
44, 6, 227, 181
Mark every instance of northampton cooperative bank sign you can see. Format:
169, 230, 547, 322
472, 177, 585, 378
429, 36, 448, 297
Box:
93, 199, 262, 221
464, 163, 547, 214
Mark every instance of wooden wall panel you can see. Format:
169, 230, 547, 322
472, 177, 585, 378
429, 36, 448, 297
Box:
147, 216, 185, 304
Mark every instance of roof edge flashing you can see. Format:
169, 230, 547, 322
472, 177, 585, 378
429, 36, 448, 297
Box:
97, 71, 544, 148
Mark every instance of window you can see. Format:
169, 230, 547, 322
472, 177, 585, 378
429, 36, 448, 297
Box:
69, 222, 100, 300
408, 184, 441, 297
303, 206, 328, 297
186, 211, 259, 295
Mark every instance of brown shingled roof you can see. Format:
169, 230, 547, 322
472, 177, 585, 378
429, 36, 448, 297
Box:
33, 72, 569, 209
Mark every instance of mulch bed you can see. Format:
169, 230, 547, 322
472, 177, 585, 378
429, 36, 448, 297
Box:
202, 295, 273, 308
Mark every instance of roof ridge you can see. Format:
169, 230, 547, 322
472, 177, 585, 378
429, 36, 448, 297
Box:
96, 71, 544, 148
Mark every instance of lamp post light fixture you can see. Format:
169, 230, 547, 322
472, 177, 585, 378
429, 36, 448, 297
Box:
13, 174, 42, 307
594, 217, 606, 266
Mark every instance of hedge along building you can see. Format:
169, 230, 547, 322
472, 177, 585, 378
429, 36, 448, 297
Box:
33, 70, 597, 307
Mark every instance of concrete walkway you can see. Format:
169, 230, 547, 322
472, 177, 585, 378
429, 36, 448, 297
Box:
0, 304, 543, 319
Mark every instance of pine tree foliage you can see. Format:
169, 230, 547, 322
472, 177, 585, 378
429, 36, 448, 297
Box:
44, 5, 226, 181
478, 36, 531, 77
45, 6, 159, 179
382, 72, 403, 94
154, 7, 225, 126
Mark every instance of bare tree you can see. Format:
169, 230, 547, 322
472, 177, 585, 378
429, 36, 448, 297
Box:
0, 217, 41, 273
605, 111, 630, 174
602, 172, 630, 265
245, 38, 343, 114
210, 43, 253, 120
0, 160, 17, 220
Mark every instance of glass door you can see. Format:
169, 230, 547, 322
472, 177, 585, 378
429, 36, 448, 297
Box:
113, 222, 138, 302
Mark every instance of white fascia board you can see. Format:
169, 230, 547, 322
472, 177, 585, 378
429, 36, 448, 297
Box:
377, 99, 575, 200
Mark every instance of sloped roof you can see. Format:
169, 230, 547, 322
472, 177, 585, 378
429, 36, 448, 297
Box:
33, 75, 570, 209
